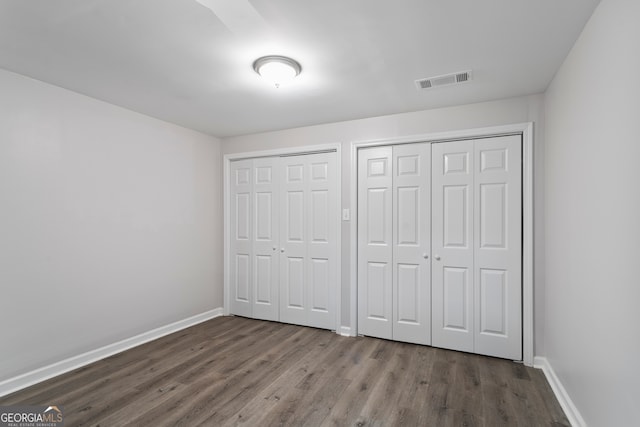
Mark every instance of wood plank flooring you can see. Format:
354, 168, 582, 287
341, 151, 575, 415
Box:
0, 316, 569, 426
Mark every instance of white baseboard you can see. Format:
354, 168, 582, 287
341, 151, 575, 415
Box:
0, 308, 224, 398
533, 356, 586, 427
337, 326, 353, 337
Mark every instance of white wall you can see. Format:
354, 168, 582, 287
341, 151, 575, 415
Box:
544, 0, 640, 425
222, 94, 547, 354
0, 69, 223, 381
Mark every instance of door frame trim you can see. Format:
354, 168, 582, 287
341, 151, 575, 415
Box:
223, 143, 342, 331
350, 123, 534, 365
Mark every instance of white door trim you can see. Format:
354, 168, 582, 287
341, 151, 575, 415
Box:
224, 143, 342, 332
350, 123, 534, 365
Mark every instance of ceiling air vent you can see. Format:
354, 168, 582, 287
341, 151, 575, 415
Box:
415, 70, 472, 90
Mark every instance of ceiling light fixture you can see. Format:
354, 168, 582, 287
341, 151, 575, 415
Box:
253, 55, 301, 88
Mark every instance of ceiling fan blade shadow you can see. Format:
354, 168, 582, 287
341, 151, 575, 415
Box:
194, 0, 269, 36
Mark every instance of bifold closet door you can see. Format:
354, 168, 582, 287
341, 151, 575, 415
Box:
358, 147, 393, 339
252, 157, 280, 321
431, 140, 475, 352
392, 143, 431, 345
230, 153, 337, 329
473, 136, 522, 359
280, 152, 338, 330
230, 159, 253, 318
357, 144, 431, 345
229, 158, 280, 321
432, 135, 522, 360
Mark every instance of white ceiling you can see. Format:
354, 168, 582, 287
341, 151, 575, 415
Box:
0, 0, 600, 137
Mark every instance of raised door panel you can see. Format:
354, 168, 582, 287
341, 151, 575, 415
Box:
311, 190, 329, 243
236, 193, 250, 241
392, 143, 431, 345
310, 258, 330, 312
252, 157, 279, 321
397, 187, 418, 245
479, 269, 507, 336
255, 193, 272, 240
443, 267, 470, 332
365, 261, 389, 319
235, 254, 250, 303
432, 141, 474, 353
358, 147, 393, 339
229, 159, 253, 317
285, 191, 305, 242
367, 188, 389, 244
479, 184, 506, 249
396, 263, 419, 322
443, 185, 470, 248
255, 255, 273, 304
474, 136, 522, 360
285, 257, 305, 308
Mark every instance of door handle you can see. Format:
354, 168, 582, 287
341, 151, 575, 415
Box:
272, 246, 277, 251
280, 248, 285, 253
423, 253, 429, 259
434, 255, 441, 261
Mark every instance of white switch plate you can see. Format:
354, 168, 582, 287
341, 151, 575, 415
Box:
342, 208, 350, 221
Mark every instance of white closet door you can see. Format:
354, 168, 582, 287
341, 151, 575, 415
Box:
432, 141, 475, 353
392, 143, 431, 345
358, 147, 393, 339
280, 153, 338, 329
432, 136, 522, 360
230, 159, 253, 317
474, 136, 522, 359
306, 152, 338, 329
252, 157, 280, 321
280, 156, 308, 326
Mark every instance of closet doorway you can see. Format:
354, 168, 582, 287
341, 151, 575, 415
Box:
225, 146, 341, 331
355, 126, 532, 362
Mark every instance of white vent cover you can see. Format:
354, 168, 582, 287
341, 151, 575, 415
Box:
415, 70, 472, 90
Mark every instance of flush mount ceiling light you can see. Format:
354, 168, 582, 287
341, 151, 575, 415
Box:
253, 55, 302, 88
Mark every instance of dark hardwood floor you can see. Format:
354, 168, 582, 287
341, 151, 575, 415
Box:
0, 316, 569, 426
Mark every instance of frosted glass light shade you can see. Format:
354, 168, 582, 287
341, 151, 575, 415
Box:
253, 56, 301, 87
